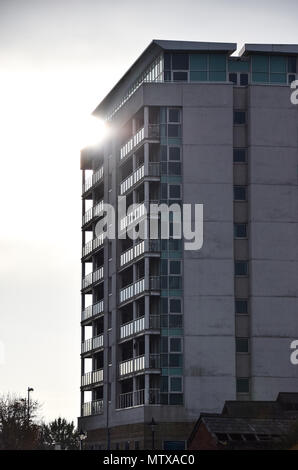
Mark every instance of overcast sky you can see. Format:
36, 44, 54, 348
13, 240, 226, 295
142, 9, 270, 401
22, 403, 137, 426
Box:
0, 0, 297, 423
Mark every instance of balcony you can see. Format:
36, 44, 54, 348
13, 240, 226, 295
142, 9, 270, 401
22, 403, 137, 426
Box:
82, 266, 104, 290
82, 399, 103, 417
120, 127, 144, 160
149, 354, 160, 369
120, 163, 160, 196
118, 388, 160, 409
120, 316, 145, 340
82, 233, 104, 258
81, 334, 104, 354
148, 124, 160, 140
81, 300, 104, 321
82, 166, 104, 194
119, 203, 146, 232
150, 276, 160, 290
81, 368, 104, 387
82, 200, 104, 226
119, 278, 145, 304
119, 355, 145, 377
120, 241, 145, 267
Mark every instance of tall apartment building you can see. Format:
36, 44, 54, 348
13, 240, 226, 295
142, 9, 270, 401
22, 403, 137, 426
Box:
78, 40, 298, 450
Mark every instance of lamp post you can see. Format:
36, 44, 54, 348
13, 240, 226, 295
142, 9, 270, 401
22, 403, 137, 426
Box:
149, 418, 157, 450
79, 429, 87, 450
27, 387, 34, 423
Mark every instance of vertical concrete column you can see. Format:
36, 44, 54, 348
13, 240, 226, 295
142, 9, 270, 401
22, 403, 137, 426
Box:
144, 106, 149, 139
145, 294, 150, 329
144, 142, 149, 176
144, 256, 150, 291
144, 368, 150, 405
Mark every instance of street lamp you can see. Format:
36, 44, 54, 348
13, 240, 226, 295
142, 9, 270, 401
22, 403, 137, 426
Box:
79, 429, 87, 450
149, 418, 157, 450
27, 387, 34, 422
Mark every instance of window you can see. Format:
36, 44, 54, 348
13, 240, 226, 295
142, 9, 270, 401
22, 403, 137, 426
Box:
173, 71, 188, 81
169, 276, 182, 289
233, 148, 247, 163
163, 441, 185, 450
234, 186, 247, 201
169, 394, 183, 405
234, 223, 247, 238
235, 299, 248, 315
209, 54, 226, 81
168, 109, 181, 123
169, 260, 181, 274
169, 354, 182, 367
237, 378, 249, 393
236, 338, 249, 353
235, 261, 248, 276
172, 53, 188, 70
229, 73, 237, 84
168, 162, 181, 176
169, 146, 181, 160
170, 338, 182, 352
124, 441, 130, 450
234, 110, 246, 125
240, 73, 248, 86
169, 315, 183, 328
170, 298, 181, 312
252, 55, 269, 83
169, 184, 181, 199
288, 56, 297, 74
168, 124, 181, 137
170, 377, 182, 392
134, 441, 140, 450
270, 56, 287, 83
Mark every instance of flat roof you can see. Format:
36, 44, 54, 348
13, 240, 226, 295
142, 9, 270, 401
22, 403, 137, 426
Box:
240, 43, 298, 56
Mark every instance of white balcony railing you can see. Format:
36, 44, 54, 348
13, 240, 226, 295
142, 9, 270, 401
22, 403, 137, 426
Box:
119, 278, 145, 303
82, 233, 104, 257
119, 355, 145, 376
120, 316, 145, 339
120, 127, 144, 160
82, 266, 104, 289
82, 399, 103, 417
120, 165, 144, 195
81, 300, 104, 321
81, 334, 104, 353
119, 203, 146, 231
83, 166, 104, 194
81, 368, 104, 386
82, 200, 104, 226
120, 241, 145, 267
118, 388, 160, 409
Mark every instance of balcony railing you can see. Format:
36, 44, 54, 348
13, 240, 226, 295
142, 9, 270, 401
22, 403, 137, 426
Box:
83, 166, 104, 194
81, 334, 104, 354
82, 233, 104, 257
82, 399, 103, 417
118, 388, 160, 409
82, 200, 104, 226
120, 241, 145, 267
119, 203, 146, 231
148, 124, 160, 140
120, 316, 145, 340
119, 355, 145, 376
120, 165, 144, 195
119, 278, 145, 303
81, 300, 104, 321
82, 266, 104, 289
120, 127, 144, 160
81, 368, 104, 386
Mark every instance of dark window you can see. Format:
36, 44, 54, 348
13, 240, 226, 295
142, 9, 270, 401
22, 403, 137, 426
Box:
169, 354, 182, 367
234, 223, 247, 238
235, 299, 248, 314
173, 71, 188, 81
169, 109, 180, 123
169, 185, 181, 198
172, 53, 189, 70
125, 441, 130, 450
229, 73, 237, 84
170, 338, 182, 352
168, 162, 181, 175
240, 73, 248, 86
169, 147, 181, 160
161, 376, 169, 392
237, 378, 249, 393
233, 148, 247, 163
169, 276, 182, 289
234, 110, 246, 125
169, 314, 183, 328
289, 74, 296, 84
164, 70, 171, 81
169, 260, 181, 274
235, 261, 248, 276
164, 53, 171, 70
161, 297, 168, 313
169, 394, 184, 406
168, 124, 180, 137
236, 338, 249, 353
170, 298, 181, 312
234, 186, 247, 201
164, 440, 185, 450
134, 441, 140, 450
288, 56, 297, 73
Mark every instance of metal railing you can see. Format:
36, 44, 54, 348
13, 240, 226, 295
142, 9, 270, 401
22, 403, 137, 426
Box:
82, 233, 104, 257
119, 203, 146, 231
81, 334, 104, 353
82, 266, 104, 289
119, 278, 145, 303
120, 165, 144, 195
82, 200, 104, 226
81, 300, 104, 321
120, 241, 145, 267
83, 166, 104, 194
120, 127, 144, 160
118, 388, 160, 409
82, 399, 103, 417
120, 316, 145, 339
81, 368, 104, 386
119, 355, 145, 376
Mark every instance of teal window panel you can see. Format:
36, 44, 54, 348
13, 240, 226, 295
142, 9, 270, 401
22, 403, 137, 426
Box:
160, 137, 168, 145
161, 328, 169, 336
168, 138, 182, 146
270, 56, 287, 73
162, 368, 169, 375
168, 367, 183, 375
168, 251, 182, 259
168, 328, 183, 336
252, 55, 269, 72
167, 176, 182, 184
160, 107, 167, 123
209, 54, 226, 71
169, 289, 183, 297
209, 71, 226, 81
270, 73, 287, 83
189, 53, 208, 71
228, 60, 250, 72
161, 290, 169, 297
252, 72, 269, 83
170, 377, 182, 392
190, 71, 207, 81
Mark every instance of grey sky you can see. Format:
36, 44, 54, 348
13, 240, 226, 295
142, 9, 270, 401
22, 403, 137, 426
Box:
0, 0, 297, 423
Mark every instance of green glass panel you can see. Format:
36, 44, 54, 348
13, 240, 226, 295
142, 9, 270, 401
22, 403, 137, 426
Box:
228, 60, 250, 72
168, 367, 183, 375
270, 56, 287, 73
189, 53, 208, 70
252, 55, 269, 72
168, 328, 183, 336
270, 73, 286, 83
252, 72, 269, 83
170, 377, 182, 392
209, 71, 226, 81
209, 54, 226, 71
190, 71, 207, 81
168, 137, 182, 146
